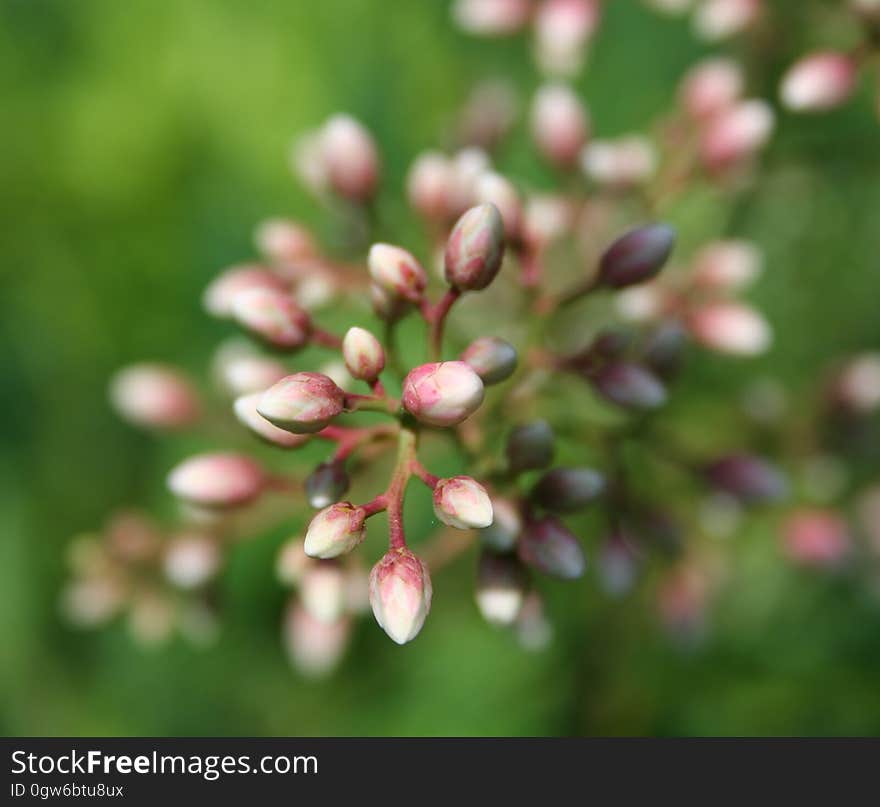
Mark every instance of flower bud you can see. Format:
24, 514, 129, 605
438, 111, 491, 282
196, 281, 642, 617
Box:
531, 83, 590, 167
832, 353, 880, 413
687, 301, 771, 355
679, 57, 744, 120
598, 532, 639, 597
458, 79, 518, 149
780, 52, 857, 113
480, 497, 523, 551
342, 326, 386, 381
460, 336, 518, 385
704, 454, 788, 503
283, 599, 351, 678
449, 147, 492, 215
167, 453, 265, 509
475, 552, 529, 626
657, 564, 709, 638
320, 114, 379, 202
515, 590, 554, 651
257, 372, 345, 434
163, 533, 221, 589
276, 539, 311, 587
444, 203, 506, 291
643, 321, 688, 380
407, 151, 455, 222
433, 476, 494, 530
691, 239, 762, 291
368, 243, 428, 303
109, 363, 200, 430
300, 562, 348, 623
370, 282, 410, 323
202, 264, 288, 319
305, 462, 350, 509
522, 194, 572, 249
534, 0, 600, 77
700, 99, 775, 171
506, 420, 555, 473
303, 502, 366, 559
518, 516, 586, 580
452, 0, 531, 36
615, 285, 665, 322
369, 548, 433, 644
531, 467, 606, 512
598, 224, 676, 288
591, 362, 667, 410
254, 218, 317, 264
61, 578, 123, 628
782, 509, 851, 568
233, 393, 311, 448
231, 287, 312, 351
581, 136, 656, 188
402, 361, 485, 427
474, 172, 522, 239
693, 0, 760, 42
213, 340, 289, 397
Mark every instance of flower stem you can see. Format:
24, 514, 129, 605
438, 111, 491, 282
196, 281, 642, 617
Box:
426, 287, 462, 361
386, 423, 418, 549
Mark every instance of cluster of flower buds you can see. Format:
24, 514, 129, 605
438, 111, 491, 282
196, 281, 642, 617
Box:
645, 0, 762, 43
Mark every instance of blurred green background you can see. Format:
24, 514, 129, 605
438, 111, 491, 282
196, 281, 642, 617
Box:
2, 0, 880, 736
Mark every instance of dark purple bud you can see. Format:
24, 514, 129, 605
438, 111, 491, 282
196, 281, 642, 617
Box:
305, 462, 350, 509
598, 224, 675, 288
531, 467, 606, 513
566, 329, 632, 374
704, 454, 788, 504
591, 362, 667, 410
517, 516, 586, 580
643, 321, 688, 380
506, 420, 555, 474
461, 336, 518, 385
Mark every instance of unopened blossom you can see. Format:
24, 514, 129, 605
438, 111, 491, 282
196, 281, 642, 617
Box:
534, 0, 601, 76
782, 509, 851, 568
656, 564, 709, 638
833, 353, 880, 413
452, 0, 531, 36
233, 393, 311, 448
480, 497, 523, 552
518, 516, 586, 580
475, 552, 529, 626
688, 301, 771, 356
457, 79, 518, 148
283, 599, 351, 678
320, 115, 379, 202
231, 287, 312, 351
402, 361, 485, 427
700, 100, 775, 171
448, 147, 492, 215
531, 467, 606, 512
257, 372, 346, 434
693, 0, 760, 42
304, 502, 367, 559
643, 321, 688, 380
433, 476, 494, 530
300, 562, 348, 623
305, 462, 350, 509
474, 172, 522, 239
276, 539, 312, 587
581, 136, 656, 188
254, 218, 317, 265
109, 363, 201, 430
598, 532, 640, 597
369, 548, 433, 645
368, 243, 428, 303
590, 362, 668, 410
127, 593, 176, 648
531, 82, 590, 167
61, 577, 125, 628
167, 453, 266, 509
515, 590, 554, 651
407, 151, 455, 222
213, 340, 289, 396
691, 240, 762, 291
598, 224, 676, 288
780, 52, 858, 113
163, 533, 221, 590
703, 454, 787, 503
522, 194, 571, 249
444, 203, 507, 291
202, 264, 288, 319
679, 57, 744, 120
461, 336, 518, 385
615, 285, 666, 323
342, 326, 385, 381
506, 420, 555, 473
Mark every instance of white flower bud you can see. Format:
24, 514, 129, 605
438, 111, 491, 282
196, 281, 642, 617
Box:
304, 502, 367, 559
342, 326, 386, 381
402, 361, 485, 427
433, 476, 494, 530
369, 548, 433, 644
167, 453, 266, 509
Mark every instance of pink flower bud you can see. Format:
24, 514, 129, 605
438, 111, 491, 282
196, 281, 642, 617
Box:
581, 136, 657, 188
691, 239, 762, 291
506, 420, 555, 473
833, 353, 880, 413
518, 516, 586, 580
461, 336, 518, 385
407, 151, 455, 222
534, 0, 601, 77
304, 502, 367, 559
370, 282, 410, 323
780, 52, 857, 113
688, 301, 771, 356
234, 393, 310, 448
257, 372, 345, 434
531, 467, 606, 512
449, 147, 492, 215
700, 99, 775, 171
212, 339, 289, 396
598, 224, 676, 288
782, 509, 851, 568
474, 172, 522, 239
109, 363, 201, 430
369, 548, 432, 644
276, 540, 311, 587
305, 462, 350, 509
444, 203, 506, 291
368, 243, 428, 303
679, 57, 744, 120
458, 79, 518, 149
693, 0, 760, 42
531, 82, 590, 167
203, 264, 288, 319
320, 114, 379, 202
402, 361, 485, 427
167, 453, 265, 509
342, 326, 386, 381
231, 287, 312, 351
254, 218, 317, 264
522, 194, 572, 249
475, 552, 528, 625
452, 0, 532, 36
283, 599, 351, 678
480, 496, 523, 551
163, 533, 221, 589
433, 476, 494, 529
300, 562, 348, 623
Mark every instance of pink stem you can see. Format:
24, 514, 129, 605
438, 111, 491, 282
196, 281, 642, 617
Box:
425, 287, 462, 361
311, 328, 343, 349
